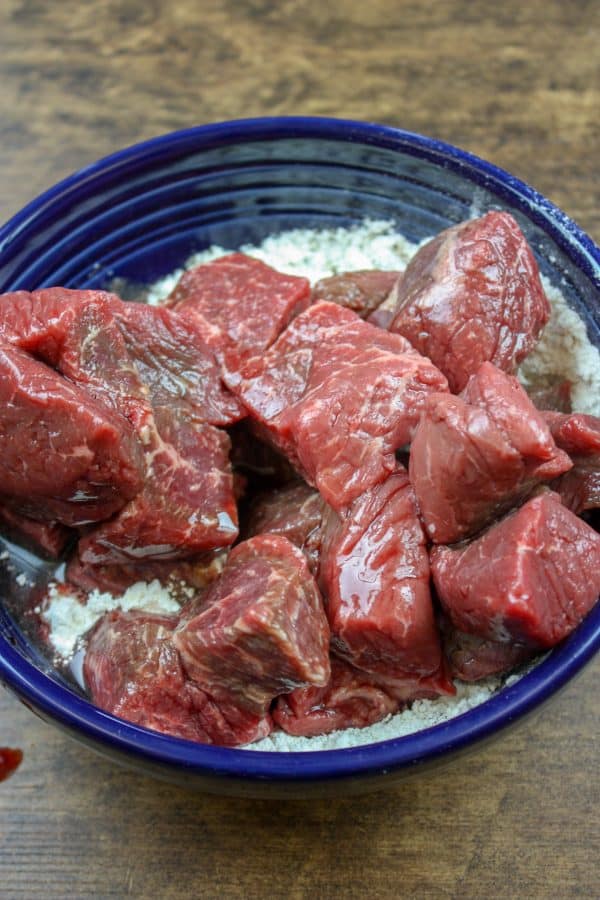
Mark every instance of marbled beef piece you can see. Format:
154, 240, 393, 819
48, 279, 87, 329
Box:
0, 287, 243, 426
244, 482, 326, 574
225, 302, 448, 510
114, 303, 244, 427
542, 411, 600, 513
319, 467, 448, 690
173, 535, 330, 717
388, 212, 550, 392
66, 548, 227, 596
0, 507, 72, 559
409, 363, 572, 545
440, 617, 535, 682
431, 492, 600, 649
167, 253, 311, 357
4, 290, 239, 562
0, 340, 144, 527
311, 269, 401, 320
0, 288, 122, 363
272, 656, 399, 738
84, 610, 272, 746
78, 411, 237, 563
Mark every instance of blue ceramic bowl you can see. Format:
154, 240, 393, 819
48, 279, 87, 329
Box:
0, 118, 599, 797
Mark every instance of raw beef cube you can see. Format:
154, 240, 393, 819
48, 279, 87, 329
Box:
0, 507, 72, 559
543, 411, 600, 456
319, 468, 446, 684
0, 340, 144, 526
78, 415, 237, 563
173, 534, 330, 716
84, 610, 272, 746
0, 287, 122, 363
431, 491, 600, 648
167, 253, 311, 356
543, 411, 600, 513
388, 212, 550, 392
0, 287, 243, 426
66, 548, 227, 596
244, 482, 326, 574
226, 302, 448, 509
440, 617, 535, 682
409, 363, 572, 544
272, 657, 399, 737
33, 294, 238, 562
115, 303, 244, 427
311, 269, 401, 319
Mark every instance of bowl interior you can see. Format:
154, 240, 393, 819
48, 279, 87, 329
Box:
0, 118, 599, 788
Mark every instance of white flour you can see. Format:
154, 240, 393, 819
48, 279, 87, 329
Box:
42, 580, 180, 661
41, 218, 600, 751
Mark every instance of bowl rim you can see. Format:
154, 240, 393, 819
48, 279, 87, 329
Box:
0, 115, 599, 783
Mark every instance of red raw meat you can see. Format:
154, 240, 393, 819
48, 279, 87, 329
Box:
543, 411, 600, 513
0, 340, 144, 526
66, 548, 227, 596
319, 467, 447, 687
431, 491, 600, 648
409, 363, 572, 544
543, 411, 600, 456
226, 302, 448, 510
78, 413, 237, 563
0, 506, 72, 559
311, 269, 401, 319
167, 253, 310, 357
0, 287, 243, 426
244, 481, 325, 574
84, 610, 271, 746
115, 302, 244, 427
6, 290, 239, 562
273, 656, 399, 737
440, 618, 535, 682
0, 288, 122, 363
388, 212, 550, 392
173, 534, 330, 716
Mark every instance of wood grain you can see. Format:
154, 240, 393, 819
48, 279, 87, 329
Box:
0, 1, 599, 897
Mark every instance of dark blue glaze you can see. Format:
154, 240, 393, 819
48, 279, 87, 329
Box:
0, 118, 599, 796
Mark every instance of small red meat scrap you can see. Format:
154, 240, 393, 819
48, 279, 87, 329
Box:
409, 363, 572, 544
0, 507, 72, 559
0, 747, 23, 782
543, 411, 600, 513
431, 491, 600, 648
311, 269, 401, 320
226, 301, 448, 509
273, 656, 399, 737
388, 211, 550, 392
66, 548, 227, 596
440, 617, 535, 682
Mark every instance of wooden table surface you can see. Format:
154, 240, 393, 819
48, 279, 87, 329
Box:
0, 2, 598, 897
